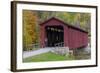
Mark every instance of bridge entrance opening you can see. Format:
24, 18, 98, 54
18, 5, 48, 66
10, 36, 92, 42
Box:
45, 26, 64, 47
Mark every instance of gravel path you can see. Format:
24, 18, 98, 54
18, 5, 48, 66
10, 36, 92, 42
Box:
23, 47, 54, 58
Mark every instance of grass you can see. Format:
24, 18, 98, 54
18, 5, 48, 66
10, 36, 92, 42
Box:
23, 52, 75, 62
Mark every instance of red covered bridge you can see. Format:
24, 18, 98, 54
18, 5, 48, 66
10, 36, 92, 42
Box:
39, 17, 88, 49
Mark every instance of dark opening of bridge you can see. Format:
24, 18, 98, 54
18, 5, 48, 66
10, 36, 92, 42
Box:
45, 26, 64, 47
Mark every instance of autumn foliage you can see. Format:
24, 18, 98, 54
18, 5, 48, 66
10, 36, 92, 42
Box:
23, 10, 39, 50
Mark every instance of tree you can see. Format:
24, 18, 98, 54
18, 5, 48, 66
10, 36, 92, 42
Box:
23, 10, 39, 51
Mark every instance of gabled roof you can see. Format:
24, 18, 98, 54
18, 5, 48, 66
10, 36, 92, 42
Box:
39, 17, 88, 33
